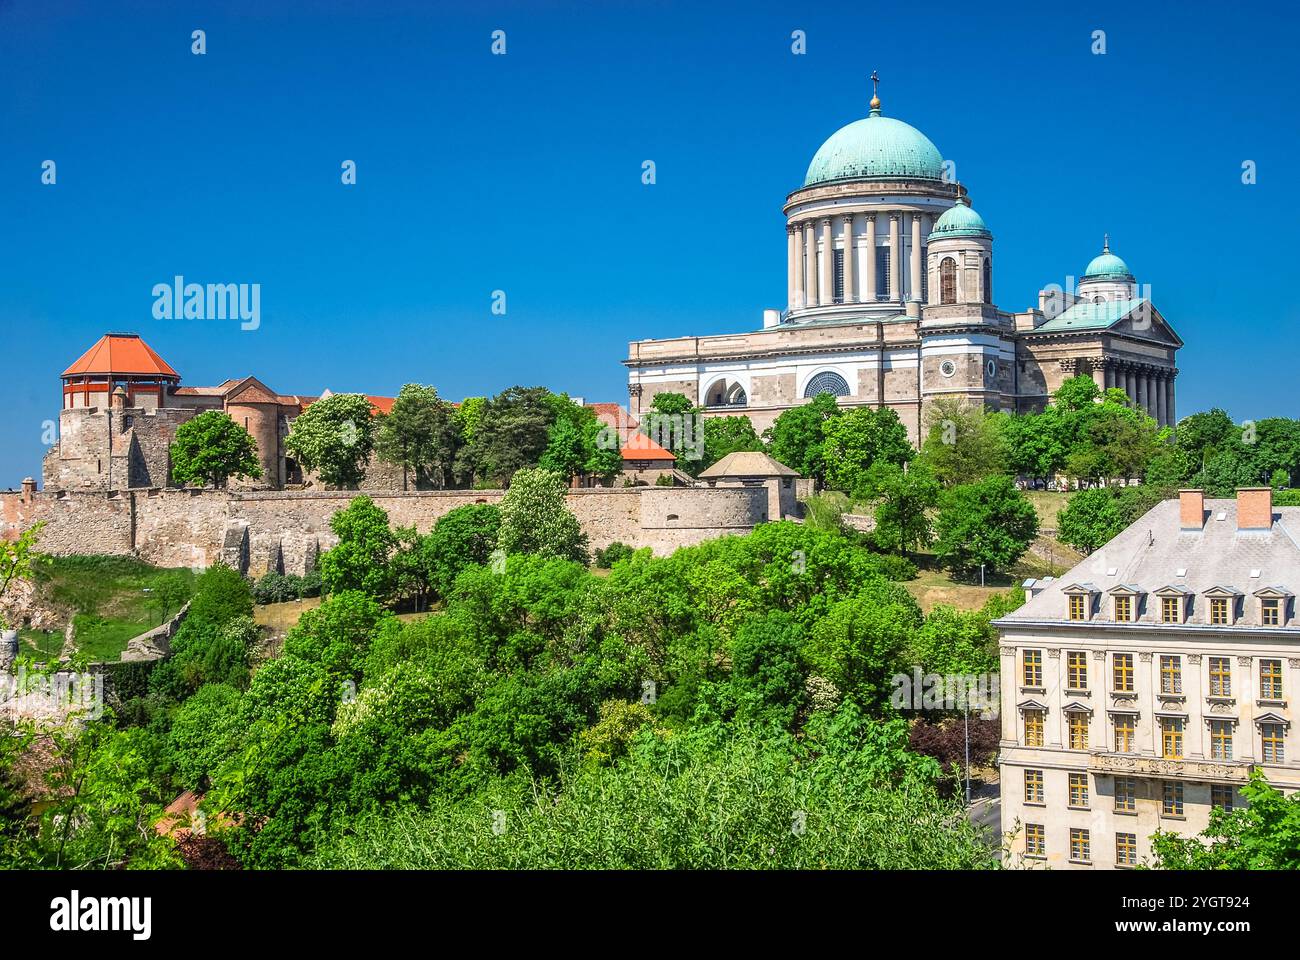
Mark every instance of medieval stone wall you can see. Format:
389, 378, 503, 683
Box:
0, 484, 768, 574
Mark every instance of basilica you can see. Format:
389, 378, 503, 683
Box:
624, 81, 1183, 445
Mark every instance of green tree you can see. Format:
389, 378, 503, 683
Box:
1057, 487, 1126, 554
919, 398, 1007, 487
932, 475, 1039, 575
498, 467, 588, 562
803, 580, 921, 711
468, 386, 556, 486
415, 503, 502, 601
764, 393, 841, 483
540, 395, 622, 484
696, 415, 764, 476
169, 410, 262, 488
0, 522, 45, 626
1151, 770, 1300, 869
375, 383, 461, 489
319, 496, 397, 598
822, 407, 914, 493
284, 393, 377, 489
730, 612, 807, 727
862, 461, 939, 555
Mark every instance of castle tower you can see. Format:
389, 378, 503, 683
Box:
918, 196, 1011, 425
60, 333, 181, 410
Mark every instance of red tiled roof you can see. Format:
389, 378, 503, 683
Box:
587, 403, 676, 462
62, 333, 180, 380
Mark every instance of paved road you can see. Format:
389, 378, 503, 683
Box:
967, 781, 1001, 847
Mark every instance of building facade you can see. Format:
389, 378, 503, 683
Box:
996, 488, 1300, 869
624, 84, 1183, 444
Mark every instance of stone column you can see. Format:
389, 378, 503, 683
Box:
888, 213, 901, 303
1103, 363, 1114, 391
1156, 373, 1168, 426
910, 212, 923, 302
1167, 375, 1177, 427
841, 214, 855, 303
1144, 372, 1155, 419
864, 214, 878, 301
793, 223, 806, 309
786, 224, 797, 310
803, 221, 816, 307
819, 219, 833, 305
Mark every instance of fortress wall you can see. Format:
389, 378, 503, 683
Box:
0, 490, 135, 555
2, 483, 768, 573
132, 489, 232, 569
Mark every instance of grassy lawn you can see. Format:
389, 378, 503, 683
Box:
25, 555, 198, 662
1024, 490, 1071, 531
19, 628, 64, 660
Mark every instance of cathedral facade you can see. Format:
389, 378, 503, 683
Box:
624, 85, 1183, 445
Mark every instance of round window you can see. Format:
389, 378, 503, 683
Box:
939, 360, 956, 378
986, 359, 997, 379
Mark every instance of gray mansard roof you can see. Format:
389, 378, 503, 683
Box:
1000, 497, 1300, 630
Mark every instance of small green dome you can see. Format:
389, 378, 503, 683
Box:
804, 111, 944, 186
929, 198, 991, 240
1083, 238, 1133, 279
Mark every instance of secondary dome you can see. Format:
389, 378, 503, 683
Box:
1083, 238, 1133, 279
929, 197, 991, 240
803, 106, 945, 186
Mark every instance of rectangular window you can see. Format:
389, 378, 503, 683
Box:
1115, 832, 1137, 866
1024, 769, 1044, 804
1067, 651, 1088, 690
1210, 596, 1230, 625
1262, 598, 1281, 626
1024, 822, 1045, 857
1160, 655, 1182, 695
1024, 710, 1044, 747
1161, 717, 1184, 759
1069, 828, 1091, 864
1022, 649, 1042, 687
1208, 656, 1232, 697
1068, 772, 1089, 809
1068, 594, 1086, 621
1113, 714, 1136, 753
876, 247, 891, 300
1262, 723, 1286, 763
1112, 653, 1134, 693
832, 248, 845, 303
1068, 713, 1090, 751
1162, 780, 1184, 817
1211, 785, 1235, 812
1161, 596, 1181, 623
1261, 659, 1283, 700
1114, 776, 1137, 812
1114, 595, 1132, 622
1209, 720, 1233, 760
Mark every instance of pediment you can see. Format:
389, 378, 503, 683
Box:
1110, 302, 1183, 347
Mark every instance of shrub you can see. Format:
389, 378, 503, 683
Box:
593, 542, 634, 568
252, 571, 322, 604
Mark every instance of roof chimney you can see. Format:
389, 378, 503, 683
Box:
1237, 487, 1274, 530
1179, 489, 1205, 530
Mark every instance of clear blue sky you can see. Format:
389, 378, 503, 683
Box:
1, 0, 1294, 486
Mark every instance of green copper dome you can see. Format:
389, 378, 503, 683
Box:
929, 198, 991, 240
804, 110, 945, 186
1083, 238, 1133, 279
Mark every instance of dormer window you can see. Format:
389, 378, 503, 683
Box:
1204, 586, 1243, 626
1161, 596, 1181, 623
1209, 597, 1230, 625
1069, 595, 1086, 621
1063, 583, 1098, 621
1115, 595, 1132, 622
1253, 587, 1291, 626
